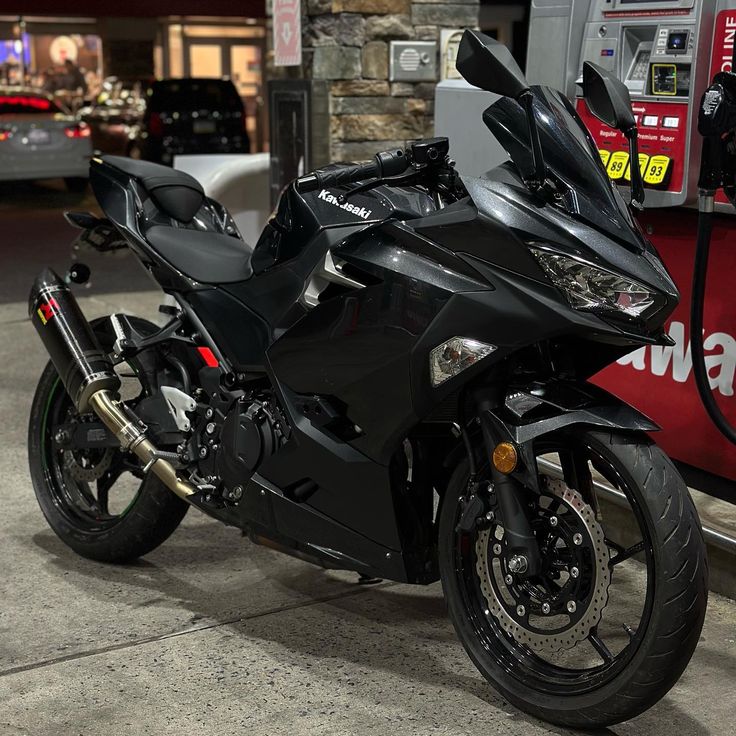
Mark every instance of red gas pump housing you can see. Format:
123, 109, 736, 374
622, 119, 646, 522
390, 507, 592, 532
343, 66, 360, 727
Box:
528, 1, 736, 482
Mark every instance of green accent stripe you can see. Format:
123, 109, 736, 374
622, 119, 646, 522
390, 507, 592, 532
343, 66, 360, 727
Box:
40, 376, 61, 472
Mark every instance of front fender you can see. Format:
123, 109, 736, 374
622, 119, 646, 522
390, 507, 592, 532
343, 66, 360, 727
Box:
481, 380, 658, 490
500, 380, 658, 444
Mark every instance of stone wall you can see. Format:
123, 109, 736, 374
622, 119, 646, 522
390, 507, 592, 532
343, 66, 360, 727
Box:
302, 0, 479, 162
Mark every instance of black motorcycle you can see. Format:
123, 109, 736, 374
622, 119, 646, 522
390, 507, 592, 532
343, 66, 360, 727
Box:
27, 31, 707, 728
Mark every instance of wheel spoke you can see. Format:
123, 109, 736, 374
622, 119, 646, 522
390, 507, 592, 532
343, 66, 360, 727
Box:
96, 483, 110, 516
539, 576, 557, 594
588, 627, 614, 663
59, 460, 100, 512
609, 540, 646, 567
97, 460, 124, 497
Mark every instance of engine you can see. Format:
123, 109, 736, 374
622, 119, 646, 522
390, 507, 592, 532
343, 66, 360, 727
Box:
190, 391, 288, 500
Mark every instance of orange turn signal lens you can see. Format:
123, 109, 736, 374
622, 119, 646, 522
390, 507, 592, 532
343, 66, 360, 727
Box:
492, 442, 518, 474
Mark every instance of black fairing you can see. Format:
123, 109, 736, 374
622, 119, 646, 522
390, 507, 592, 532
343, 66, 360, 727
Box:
483, 86, 643, 251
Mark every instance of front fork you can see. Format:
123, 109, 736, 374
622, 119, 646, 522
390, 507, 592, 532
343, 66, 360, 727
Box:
457, 390, 542, 578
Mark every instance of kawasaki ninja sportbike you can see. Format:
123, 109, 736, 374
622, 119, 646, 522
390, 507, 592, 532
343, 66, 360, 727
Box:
27, 31, 706, 727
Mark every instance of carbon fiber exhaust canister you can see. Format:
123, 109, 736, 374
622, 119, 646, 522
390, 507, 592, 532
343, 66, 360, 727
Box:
29, 268, 120, 412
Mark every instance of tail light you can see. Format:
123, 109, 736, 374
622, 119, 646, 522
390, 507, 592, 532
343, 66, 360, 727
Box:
148, 112, 164, 137
64, 123, 91, 139
0, 130, 11, 142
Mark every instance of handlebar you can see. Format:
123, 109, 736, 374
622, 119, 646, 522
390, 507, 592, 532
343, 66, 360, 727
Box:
295, 148, 410, 194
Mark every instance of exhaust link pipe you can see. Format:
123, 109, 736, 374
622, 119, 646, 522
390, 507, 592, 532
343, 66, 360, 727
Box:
29, 268, 195, 501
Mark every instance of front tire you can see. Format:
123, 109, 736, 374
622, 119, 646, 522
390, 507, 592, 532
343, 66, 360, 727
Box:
438, 429, 707, 728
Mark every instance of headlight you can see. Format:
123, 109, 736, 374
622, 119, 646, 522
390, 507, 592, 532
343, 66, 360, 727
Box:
529, 246, 658, 319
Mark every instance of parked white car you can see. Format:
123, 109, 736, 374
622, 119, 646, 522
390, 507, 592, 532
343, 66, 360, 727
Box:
0, 88, 92, 190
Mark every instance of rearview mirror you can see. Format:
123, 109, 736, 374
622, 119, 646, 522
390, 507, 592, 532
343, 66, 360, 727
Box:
456, 30, 529, 100
582, 62, 636, 132
583, 62, 645, 208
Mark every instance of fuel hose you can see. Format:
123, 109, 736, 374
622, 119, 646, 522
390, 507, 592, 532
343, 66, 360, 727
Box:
690, 194, 736, 444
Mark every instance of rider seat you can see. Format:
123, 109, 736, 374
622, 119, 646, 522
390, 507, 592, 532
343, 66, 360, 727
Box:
146, 226, 253, 283
101, 155, 253, 284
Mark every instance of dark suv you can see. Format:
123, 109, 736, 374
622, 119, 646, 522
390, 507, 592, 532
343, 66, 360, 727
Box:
137, 78, 250, 164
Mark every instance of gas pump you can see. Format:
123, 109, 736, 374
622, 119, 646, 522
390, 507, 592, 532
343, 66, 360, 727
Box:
527, 0, 736, 484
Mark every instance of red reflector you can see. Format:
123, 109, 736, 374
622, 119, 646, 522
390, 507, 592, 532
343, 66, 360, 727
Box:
197, 347, 219, 367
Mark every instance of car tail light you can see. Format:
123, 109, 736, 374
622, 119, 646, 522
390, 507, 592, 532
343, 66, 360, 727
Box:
0, 130, 11, 142
148, 112, 164, 137
64, 123, 91, 139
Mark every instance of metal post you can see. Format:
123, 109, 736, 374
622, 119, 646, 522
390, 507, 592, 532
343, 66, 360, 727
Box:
18, 16, 26, 85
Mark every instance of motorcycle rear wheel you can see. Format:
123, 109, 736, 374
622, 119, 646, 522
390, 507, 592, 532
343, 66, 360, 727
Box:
438, 429, 707, 728
27, 316, 189, 563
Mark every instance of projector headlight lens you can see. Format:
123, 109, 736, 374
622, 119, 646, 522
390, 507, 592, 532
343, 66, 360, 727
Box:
529, 247, 658, 319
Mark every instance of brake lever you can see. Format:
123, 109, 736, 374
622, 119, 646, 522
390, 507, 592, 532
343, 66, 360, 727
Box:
336, 166, 429, 203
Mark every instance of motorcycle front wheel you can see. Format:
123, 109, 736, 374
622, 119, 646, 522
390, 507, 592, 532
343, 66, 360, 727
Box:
438, 429, 707, 728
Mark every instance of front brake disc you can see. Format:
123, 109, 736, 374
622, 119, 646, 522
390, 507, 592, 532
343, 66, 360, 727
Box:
475, 476, 611, 654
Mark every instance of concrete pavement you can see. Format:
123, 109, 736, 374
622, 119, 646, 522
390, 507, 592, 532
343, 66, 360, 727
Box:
0, 191, 735, 736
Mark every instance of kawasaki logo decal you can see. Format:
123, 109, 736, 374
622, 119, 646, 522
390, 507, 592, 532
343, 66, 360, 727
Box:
318, 189, 372, 220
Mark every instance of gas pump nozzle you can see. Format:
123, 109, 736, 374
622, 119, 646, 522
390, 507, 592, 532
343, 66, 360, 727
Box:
697, 72, 736, 202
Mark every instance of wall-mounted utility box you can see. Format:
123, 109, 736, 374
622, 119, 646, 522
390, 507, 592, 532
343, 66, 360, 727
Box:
389, 41, 438, 82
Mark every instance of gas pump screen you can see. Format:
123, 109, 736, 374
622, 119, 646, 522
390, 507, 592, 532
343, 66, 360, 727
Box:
667, 32, 689, 51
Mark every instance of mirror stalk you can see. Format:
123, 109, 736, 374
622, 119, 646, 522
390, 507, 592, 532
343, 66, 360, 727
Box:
625, 126, 645, 210
519, 91, 546, 189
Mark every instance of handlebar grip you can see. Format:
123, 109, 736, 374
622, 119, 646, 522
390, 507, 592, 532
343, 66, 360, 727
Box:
296, 160, 381, 193
295, 148, 409, 194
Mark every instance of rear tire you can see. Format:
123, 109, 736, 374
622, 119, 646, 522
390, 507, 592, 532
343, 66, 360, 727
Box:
27, 316, 189, 563
438, 429, 708, 728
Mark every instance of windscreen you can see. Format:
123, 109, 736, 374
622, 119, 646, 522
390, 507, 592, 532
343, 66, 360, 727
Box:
483, 86, 643, 250
0, 94, 60, 115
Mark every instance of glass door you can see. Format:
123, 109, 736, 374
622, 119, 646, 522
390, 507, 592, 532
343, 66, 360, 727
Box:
183, 36, 265, 152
